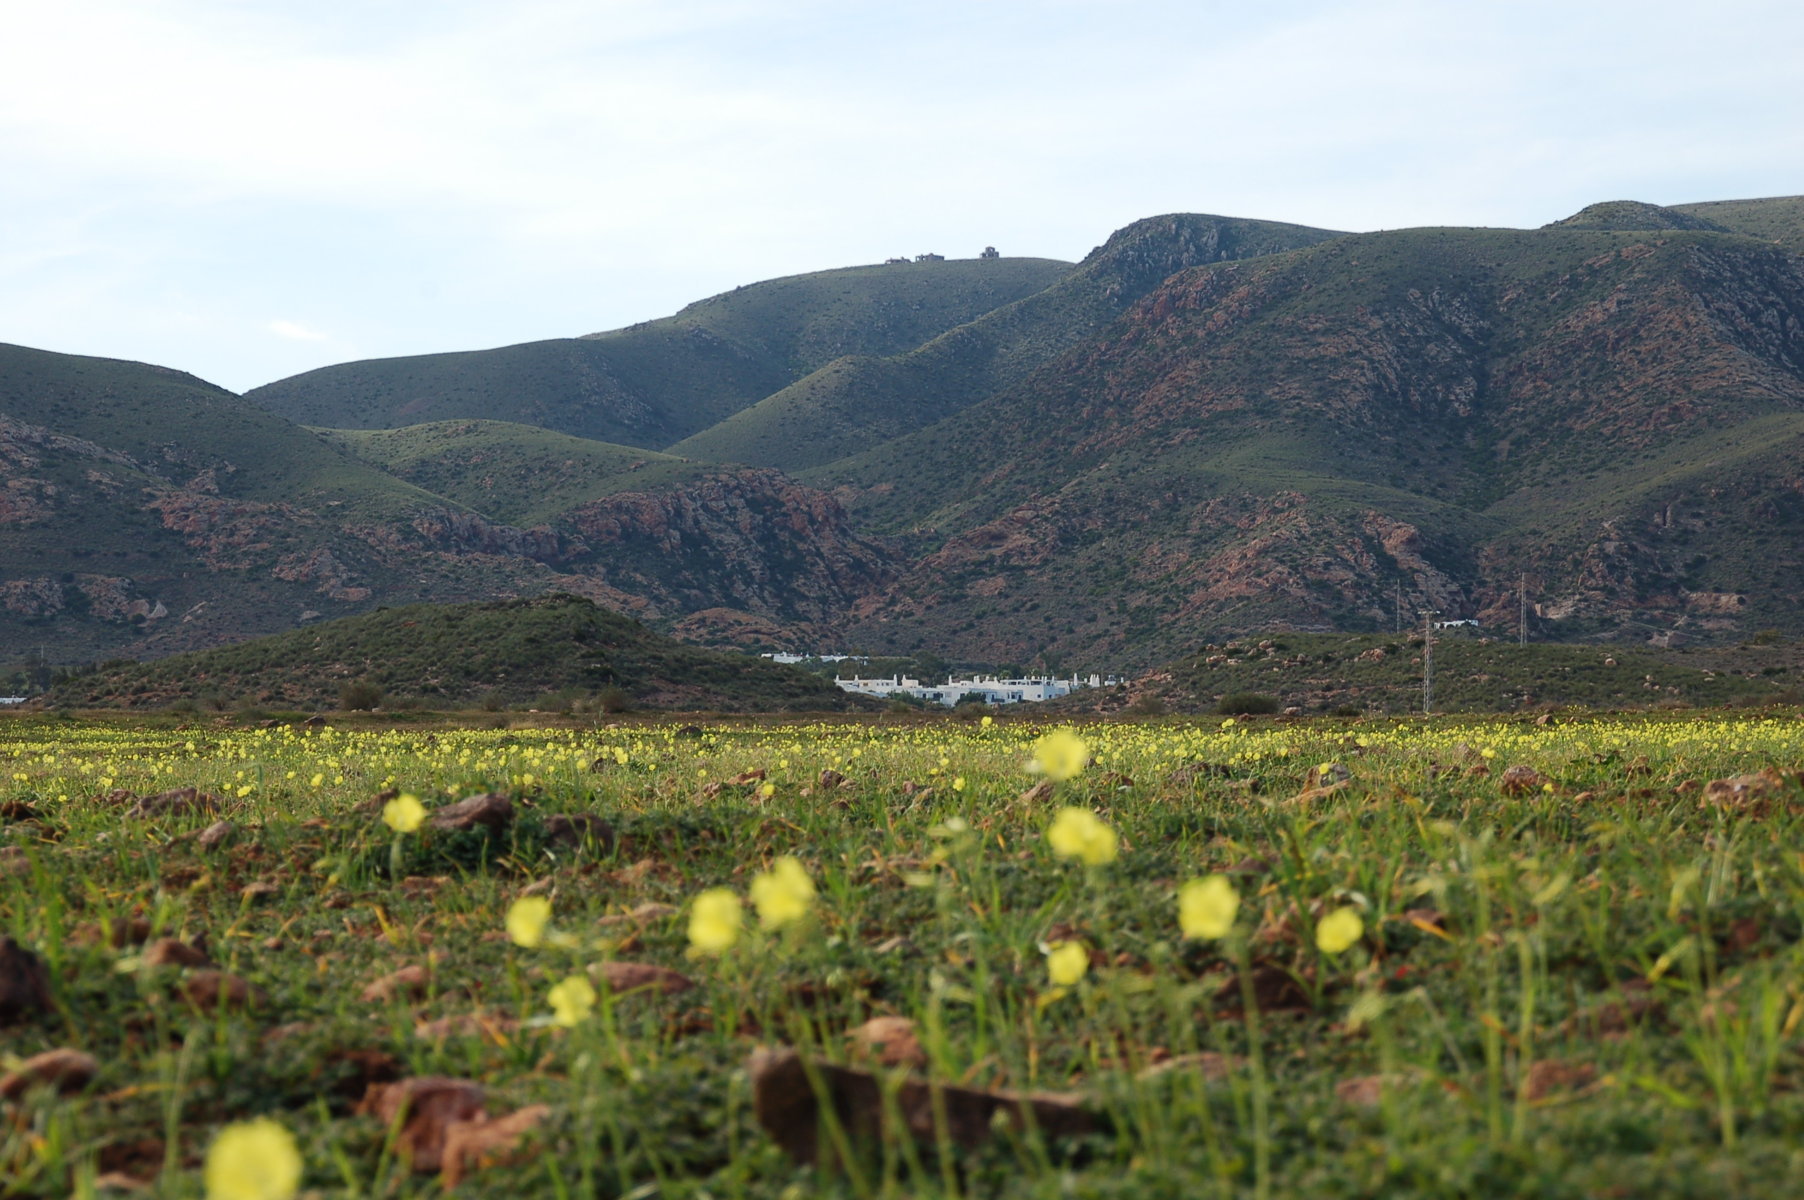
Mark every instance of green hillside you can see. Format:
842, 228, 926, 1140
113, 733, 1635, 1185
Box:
1542, 200, 1729, 233
819, 221, 1804, 665
670, 215, 1346, 470
0, 343, 500, 662
2, 345, 903, 667
1098, 630, 1804, 715
11, 198, 1804, 679
245, 257, 1073, 448
48, 594, 864, 712
315, 420, 716, 526
1671, 194, 1804, 250
0, 342, 434, 515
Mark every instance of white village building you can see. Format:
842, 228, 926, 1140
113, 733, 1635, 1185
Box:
832, 673, 1114, 707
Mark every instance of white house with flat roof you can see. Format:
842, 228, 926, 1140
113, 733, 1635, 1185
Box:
833, 673, 1112, 707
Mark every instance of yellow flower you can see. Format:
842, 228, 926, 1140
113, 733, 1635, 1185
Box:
980, 715, 993, 728
1178, 875, 1239, 939
204, 1117, 302, 1200
1031, 728, 1089, 781
1045, 806, 1118, 866
1045, 941, 1089, 986
689, 888, 743, 953
505, 896, 552, 948
1316, 907, 1364, 955
749, 857, 816, 929
548, 975, 596, 1027
382, 793, 425, 833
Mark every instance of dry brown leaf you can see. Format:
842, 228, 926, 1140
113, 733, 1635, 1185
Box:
92, 1172, 153, 1193
1500, 765, 1550, 796
358, 1076, 486, 1172
177, 970, 266, 1012
0, 1048, 98, 1100
1287, 779, 1348, 805
1016, 780, 1055, 805
352, 788, 395, 815
544, 813, 615, 850
441, 1104, 553, 1187
1703, 768, 1787, 811
143, 938, 212, 969
848, 1016, 927, 1069
591, 961, 695, 997
361, 964, 431, 1004
610, 858, 661, 887
1562, 979, 1662, 1038
1522, 1058, 1597, 1101
195, 820, 237, 849
0, 936, 53, 1026
73, 918, 153, 948
1721, 916, 1762, 956
1335, 1072, 1418, 1108
127, 787, 220, 819
239, 880, 280, 902
749, 1046, 1098, 1168
322, 1047, 403, 1099
1213, 962, 1310, 1013
0, 847, 31, 879
414, 1011, 520, 1044
428, 792, 513, 832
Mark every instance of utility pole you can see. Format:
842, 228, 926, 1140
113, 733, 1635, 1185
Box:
1422, 610, 1437, 714
1519, 576, 1527, 646
1395, 580, 1403, 633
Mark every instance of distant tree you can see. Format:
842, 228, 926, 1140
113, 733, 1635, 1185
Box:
340, 680, 384, 711
1217, 692, 1280, 716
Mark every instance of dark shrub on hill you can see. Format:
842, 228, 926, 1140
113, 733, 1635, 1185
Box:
339, 681, 385, 711
1217, 692, 1280, 715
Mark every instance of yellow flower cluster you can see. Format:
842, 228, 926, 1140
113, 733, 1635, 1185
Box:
1046, 806, 1117, 866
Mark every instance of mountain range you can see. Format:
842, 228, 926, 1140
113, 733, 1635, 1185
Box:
4, 195, 1802, 678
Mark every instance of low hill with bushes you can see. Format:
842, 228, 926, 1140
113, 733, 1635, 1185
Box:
1074, 631, 1804, 715
47, 594, 866, 713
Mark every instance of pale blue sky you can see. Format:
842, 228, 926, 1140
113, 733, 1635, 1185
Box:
2, 0, 1800, 394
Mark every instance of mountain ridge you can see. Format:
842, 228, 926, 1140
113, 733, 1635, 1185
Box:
7, 195, 1804, 680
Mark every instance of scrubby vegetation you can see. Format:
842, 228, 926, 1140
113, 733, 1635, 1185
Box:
3, 709, 1802, 1195
45, 595, 865, 713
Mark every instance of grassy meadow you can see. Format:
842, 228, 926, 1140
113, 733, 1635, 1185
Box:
2, 709, 1803, 1197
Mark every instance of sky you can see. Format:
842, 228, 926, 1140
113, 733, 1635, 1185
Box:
2, 0, 1801, 395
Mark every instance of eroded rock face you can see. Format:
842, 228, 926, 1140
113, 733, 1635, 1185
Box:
406, 509, 569, 562
0, 574, 148, 622
561, 470, 902, 624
